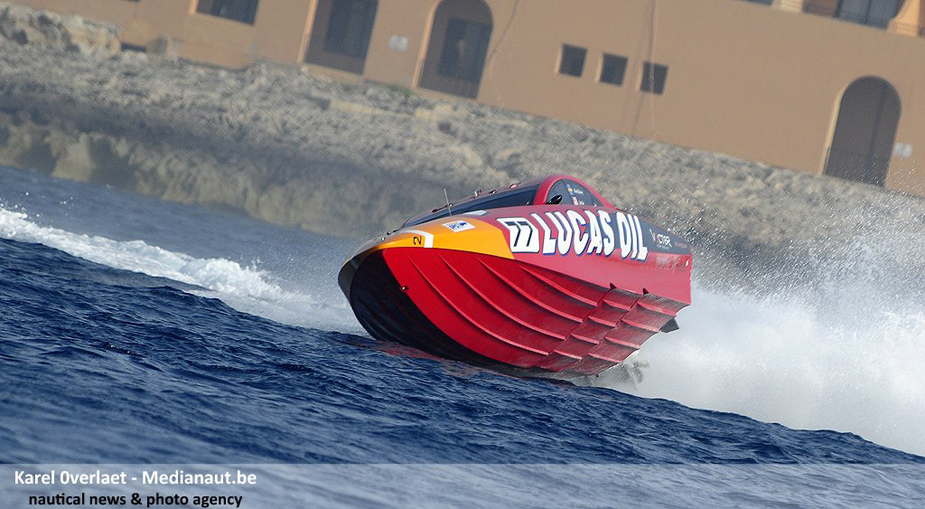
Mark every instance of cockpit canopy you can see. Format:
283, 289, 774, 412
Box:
403, 175, 609, 227
544, 178, 602, 207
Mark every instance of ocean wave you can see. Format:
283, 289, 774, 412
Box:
0, 205, 359, 332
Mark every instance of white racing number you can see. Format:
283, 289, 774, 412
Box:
403, 229, 434, 248
497, 217, 540, 253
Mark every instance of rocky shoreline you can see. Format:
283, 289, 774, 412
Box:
2, 3, 924, 290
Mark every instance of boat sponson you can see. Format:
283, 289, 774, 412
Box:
348, 250, 508, 369
350, 247, 685, 376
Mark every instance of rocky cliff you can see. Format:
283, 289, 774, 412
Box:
1, 3, 119, 55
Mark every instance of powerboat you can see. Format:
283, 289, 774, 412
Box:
338, 174, 692, 376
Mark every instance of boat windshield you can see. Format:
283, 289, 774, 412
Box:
403, 185, 539, 227
546, 178, 602, 206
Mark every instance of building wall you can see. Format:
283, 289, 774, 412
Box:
363, 0, 437, 88
9, 0, 925, 196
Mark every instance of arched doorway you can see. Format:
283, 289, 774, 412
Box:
824, 77, 900, 186
418, 0, 493, 99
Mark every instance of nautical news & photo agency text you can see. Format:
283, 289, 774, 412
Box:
14, 468, 257, 508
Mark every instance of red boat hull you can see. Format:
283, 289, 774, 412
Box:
345, 246, 687, 376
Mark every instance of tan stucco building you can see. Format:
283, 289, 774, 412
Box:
11, 0, 925, 196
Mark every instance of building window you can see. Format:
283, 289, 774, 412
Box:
558, 44, 587, 77
640, 62, 668, 94
836, 0, 901, 29
323, 0, 378, 59
437, 17, 492, 83
196, 0, 259, 25
599, 54, 628, 86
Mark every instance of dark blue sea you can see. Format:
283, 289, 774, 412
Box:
1, 165, 923, 507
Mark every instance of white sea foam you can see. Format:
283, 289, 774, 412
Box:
621, 284, 925, 456
603, 216, 925, 460
0, 206, 360, 332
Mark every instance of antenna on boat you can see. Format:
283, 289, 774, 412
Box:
444, 188, 452, 215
